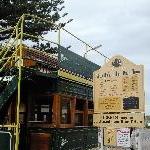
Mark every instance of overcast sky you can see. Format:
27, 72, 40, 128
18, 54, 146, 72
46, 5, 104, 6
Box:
60, 0, 150, 114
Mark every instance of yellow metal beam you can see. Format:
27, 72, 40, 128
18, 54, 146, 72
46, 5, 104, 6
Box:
0, 125, 16, 128
15, 14, 24, 150
58, 70, 93, 86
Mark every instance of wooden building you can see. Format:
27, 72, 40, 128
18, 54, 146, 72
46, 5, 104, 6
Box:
0, 45, 100, 150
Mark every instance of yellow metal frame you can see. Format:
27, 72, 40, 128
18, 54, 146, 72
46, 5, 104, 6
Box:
0, 14, 108, 150
58, 70, 93, 86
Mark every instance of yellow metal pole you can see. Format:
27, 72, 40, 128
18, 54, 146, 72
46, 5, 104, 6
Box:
0, 125, 16, 128
58, 28, 61, 45
15, 14, 24, 150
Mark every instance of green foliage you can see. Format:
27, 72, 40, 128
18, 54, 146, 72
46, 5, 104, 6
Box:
0, 0, 67, 41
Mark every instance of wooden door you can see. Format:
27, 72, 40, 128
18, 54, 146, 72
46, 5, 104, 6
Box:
29, 133, 52, 150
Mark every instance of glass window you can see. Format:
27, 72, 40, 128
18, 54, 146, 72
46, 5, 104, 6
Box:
60, 97, 71, 124
30, 96, 53, 123
88, 101, 94, 109
75, 99, 86, 126
75, 113, 83, 126
88, 114, 93, 126
76, 99, 85, 111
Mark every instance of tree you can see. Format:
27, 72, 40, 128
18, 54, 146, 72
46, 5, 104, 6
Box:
0, 0, 69, 42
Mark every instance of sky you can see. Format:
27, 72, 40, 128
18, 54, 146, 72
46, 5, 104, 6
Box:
57, 0, 150, 114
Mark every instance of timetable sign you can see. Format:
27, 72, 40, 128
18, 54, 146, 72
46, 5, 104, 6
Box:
93, 55, 144, 113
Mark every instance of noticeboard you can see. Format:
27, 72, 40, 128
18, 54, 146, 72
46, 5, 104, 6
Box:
117, 128, 130, 147
104, 128, 116, 146
93, 113, 144, 128
0, 131, 12, 150
93, 55, 144, 113
98, 97, 121, 111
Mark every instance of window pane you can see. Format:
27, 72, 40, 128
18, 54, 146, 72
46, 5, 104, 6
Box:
61, 97, 71, 124
88, 114, 93, 126
75, 113, 83, 126
29, 96, 53, 123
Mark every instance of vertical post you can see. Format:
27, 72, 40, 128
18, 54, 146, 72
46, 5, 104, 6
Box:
14, 22, 19, 67
52, 94, 60, 128
84, 99, 88, 126
71, 96, 76, 127
15, 14, 24, 150
58, 28, 61, 45
58, 28, 61, 67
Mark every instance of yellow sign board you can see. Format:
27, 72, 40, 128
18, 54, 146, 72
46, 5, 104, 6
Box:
98, 97, 121, 111
104, 128, 116, 146
93, 55, 144, 113
93, 113, 144, 128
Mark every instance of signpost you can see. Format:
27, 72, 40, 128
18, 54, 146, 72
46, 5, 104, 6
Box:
0, 131, 12, 150
93, 55, 145, 149
93, 55, 144, 113
93, 113, 144, 128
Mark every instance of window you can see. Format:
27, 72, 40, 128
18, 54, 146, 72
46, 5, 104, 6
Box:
30, 96, 53, 123
88, 101, 94, 126
76, 99, 85, 111
34, 104, 50, 122
88, 101, 94, 110
75, 113, 83, 126
60, 96, 71, 124
75, 99, 86, 126
88, 114, 93, 126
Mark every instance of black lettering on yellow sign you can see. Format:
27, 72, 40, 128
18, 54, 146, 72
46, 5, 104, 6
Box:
122, 75, 139, 93
99, 97, 121, 111
131, 75, 138, 92
132, 69, 140, 74
122, 77, 130, 92
104, 128, 116, 146
93, 113, 144, 128
94, 56, 144, 113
